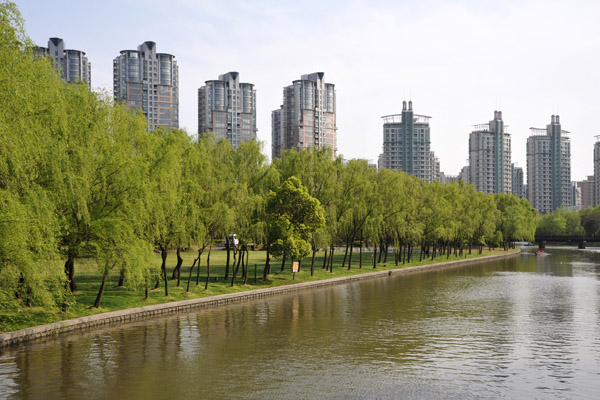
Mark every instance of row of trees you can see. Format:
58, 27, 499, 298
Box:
0, 2, 537, 314
536, 206, 600, 237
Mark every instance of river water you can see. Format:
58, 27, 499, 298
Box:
1, 247, 600, 399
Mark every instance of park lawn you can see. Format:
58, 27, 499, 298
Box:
0, 247, 515, 332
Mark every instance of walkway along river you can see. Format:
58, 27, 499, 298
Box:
1, 246, 599, 399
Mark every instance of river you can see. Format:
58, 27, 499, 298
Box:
1, 246, 599, 399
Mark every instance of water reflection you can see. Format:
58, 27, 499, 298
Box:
2, 247, 600, 399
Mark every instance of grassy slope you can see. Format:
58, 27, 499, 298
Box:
0, 248, 515, 332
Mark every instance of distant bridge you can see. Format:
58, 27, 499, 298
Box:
534, 235, 600, 249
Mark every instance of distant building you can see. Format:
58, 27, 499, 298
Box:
440, 172, 459, 185
571, 182, 580, 208
433, 155, 440, 182
512, 164, 524, 199
594, 138, 600, 206
271, 72, 337, 159
577, 176, 594, 209
113, 41, 178, 130
198, 72, 256, 149
272, 109, 282, 158
35, 37, 90, 87
380, 101, 434, 182
526, 115, 571, 214
468, 111, 512, 194
459, 165, 470, 184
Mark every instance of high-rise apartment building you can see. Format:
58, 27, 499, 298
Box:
576, 176, 594, 209
35, 37, 91, 87
380, 101, 434, 182
594, 137, 600, 206
433, 155, 440, 182
113, 41, 178, 130
511, 164, 525, 199
468, 111, 511, 194
198, 72, 256, 148
459, 166, 470, 184
271, 72, 336, 159
526, 115, 571, 214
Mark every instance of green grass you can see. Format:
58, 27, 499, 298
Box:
0, 247, 516, 332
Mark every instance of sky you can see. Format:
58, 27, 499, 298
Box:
16, 0, 600, 180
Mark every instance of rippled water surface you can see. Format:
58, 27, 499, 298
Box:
2, 247, 600, 399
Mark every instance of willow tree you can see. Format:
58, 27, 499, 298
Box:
0, 2, 67, 311
265, 177, 325, 275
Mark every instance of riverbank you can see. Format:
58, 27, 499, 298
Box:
0, 249, 519, 349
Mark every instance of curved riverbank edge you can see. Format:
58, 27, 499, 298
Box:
0, 250, 520, 349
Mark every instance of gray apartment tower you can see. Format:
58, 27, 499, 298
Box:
113, 41, 178, 130
468, 111, 512, 194
35, 37, 90, 87
198, 72, 256, 148
512, 164, 524, 199
594, 137, 600, 207
271, 72, 337, 159
526, 115, 571, 214
380, 101, 434, 182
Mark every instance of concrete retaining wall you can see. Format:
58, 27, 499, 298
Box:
0, 250, 519, 349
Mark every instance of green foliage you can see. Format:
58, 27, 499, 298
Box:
266, 177, 325, 261
0, 1, 540, 320
536, 206, 586, 236
579, 206, 600, 236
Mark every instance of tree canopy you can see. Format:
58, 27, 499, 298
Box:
0, 1, 538, 313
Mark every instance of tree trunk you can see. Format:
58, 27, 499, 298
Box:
224, 238, 231, 280
341, 238, 350, 268
378, 241, 384, 263
359, 235, 363, 269
172, 247, 183, 282
64, 254, 77, 292
329, 245, 335, 272
205, 246, 211, 290
322, 248, 328, 269
373, 245, 377, 269
161, 246, 169, 297
117, 267, 125, 287
93, 266, 109, 308
348, 237, 354, 270
231, 249, 242, 287
145, 274, 149, 300
186, 257, 199, 292
195, 250, 203, 285
311, 248, 316, 276
263, 249, 270, 280
280, 252, 287, 272
243, 248, 248, 285
384, 241, 389, 263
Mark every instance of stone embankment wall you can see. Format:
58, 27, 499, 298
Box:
0, 251, 519, 349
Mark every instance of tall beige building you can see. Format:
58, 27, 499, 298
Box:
577, 176, 595, 209
113, 41, 178, 130
197, 72, 256, 149
468, 111, 512, 194
271, 72, 337, 159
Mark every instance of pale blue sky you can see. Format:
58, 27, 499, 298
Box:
16, 0, 600, 179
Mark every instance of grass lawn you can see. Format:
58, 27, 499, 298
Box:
0, 247, 516, 332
